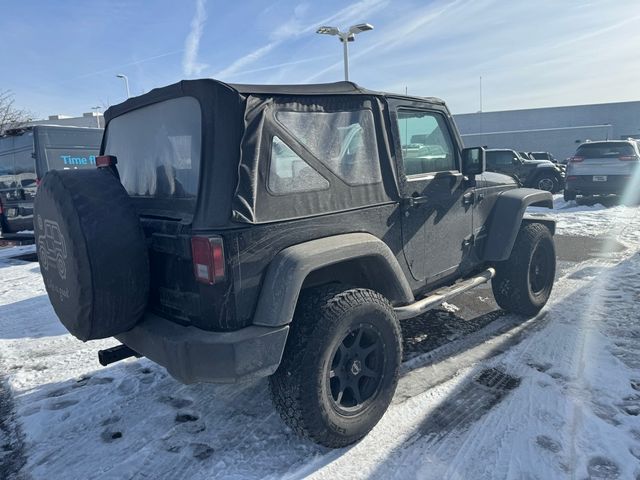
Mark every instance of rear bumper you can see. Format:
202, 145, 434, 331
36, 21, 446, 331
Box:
566, 175, 630, 195
116, 312, 289, 384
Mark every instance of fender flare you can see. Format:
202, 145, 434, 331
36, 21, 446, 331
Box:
252, 233, 414, 327
482, 188, 554, 262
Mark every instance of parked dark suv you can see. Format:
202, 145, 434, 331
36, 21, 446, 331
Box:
0, 125, 102, 236
486, 148, 564, 192
36, 80, 556, 448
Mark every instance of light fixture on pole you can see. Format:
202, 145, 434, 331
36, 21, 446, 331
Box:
91, 106, 102, 128
316, 23, 373, 81
116, 74, 131, 98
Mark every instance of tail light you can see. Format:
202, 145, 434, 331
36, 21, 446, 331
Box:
570, 156, 584, 163
191, 236, 225, 284
36, 178, 41, 188
567, 176, 578, 181
618, 155, 637, 161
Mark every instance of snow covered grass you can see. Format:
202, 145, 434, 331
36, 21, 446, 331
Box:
0, 196, 639, 479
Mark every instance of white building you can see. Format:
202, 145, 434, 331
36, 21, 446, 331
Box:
29, 112, 104, 129
454, 100, 640, 161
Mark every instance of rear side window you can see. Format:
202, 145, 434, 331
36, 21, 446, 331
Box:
274, 109, 382, 186
576, 143, 635, 158
268, 136, 329, 194
104, 96, 201, 199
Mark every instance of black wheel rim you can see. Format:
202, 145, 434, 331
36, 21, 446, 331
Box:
328, 324, 385, 415
529, 243, 552, 295
538, 177, 554, 191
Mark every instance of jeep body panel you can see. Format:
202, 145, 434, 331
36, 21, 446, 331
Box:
116, 311, 289, 384
252, 232, 414, 328
385, 97, 477, 284
481, 188, 554, 261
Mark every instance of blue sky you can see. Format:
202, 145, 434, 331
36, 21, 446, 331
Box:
2, 0, 640, 119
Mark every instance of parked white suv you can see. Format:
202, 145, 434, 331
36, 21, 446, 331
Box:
564, 140, 640, 201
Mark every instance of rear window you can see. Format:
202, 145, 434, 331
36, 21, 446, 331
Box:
576, 143, 635, 158
104, 96, 201, 199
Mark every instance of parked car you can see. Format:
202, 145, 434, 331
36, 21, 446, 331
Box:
564, 140, 640, 201
0, 125, 102, 236
529, 151, 558, 163
486, 149, 564, 192
530, 150, 566, 174
35, 79, 556, 448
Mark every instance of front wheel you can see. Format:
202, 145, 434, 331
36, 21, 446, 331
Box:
492, 223, 556, 317
535, 174, 558, 193
269, 286, 402, 448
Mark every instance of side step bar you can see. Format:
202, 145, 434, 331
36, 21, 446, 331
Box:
394, 268, 495, 320
98, 345, 140, 366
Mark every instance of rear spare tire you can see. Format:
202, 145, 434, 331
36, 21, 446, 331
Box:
34, 169, 149, 341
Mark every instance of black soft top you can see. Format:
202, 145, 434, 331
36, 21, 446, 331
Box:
104, 79, 444, 121
102, 79, 448, 228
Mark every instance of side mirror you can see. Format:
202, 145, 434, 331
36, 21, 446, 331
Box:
461, 147, 485, 177
512, 157, 520, 164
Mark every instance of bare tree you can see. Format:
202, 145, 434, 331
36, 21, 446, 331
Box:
0, 90, 33, 135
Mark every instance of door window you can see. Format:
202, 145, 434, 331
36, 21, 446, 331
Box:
396, 110, 456, 176
487, 151, 516, 167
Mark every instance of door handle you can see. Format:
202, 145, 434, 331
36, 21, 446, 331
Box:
463, 192, 475, 205
403, 195, 429, 207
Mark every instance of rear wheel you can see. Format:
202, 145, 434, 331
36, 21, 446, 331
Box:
492, 223, 556, 317
269, 286, 401, 448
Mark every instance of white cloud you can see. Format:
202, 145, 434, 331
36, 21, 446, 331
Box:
211, 0, 389, 80
182, 0, 208, 77
213, 43, 278, 79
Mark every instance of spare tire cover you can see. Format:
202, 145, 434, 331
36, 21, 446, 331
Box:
34, 168, 149, 341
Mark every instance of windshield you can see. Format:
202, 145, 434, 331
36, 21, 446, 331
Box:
104, 96, 201, 199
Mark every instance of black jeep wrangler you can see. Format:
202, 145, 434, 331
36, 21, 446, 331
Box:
35, 80, 556, 448
486, 148, 564, 193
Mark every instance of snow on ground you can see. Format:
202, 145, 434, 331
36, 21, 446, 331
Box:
0, 244, 35, 260
0, 196, 639, 479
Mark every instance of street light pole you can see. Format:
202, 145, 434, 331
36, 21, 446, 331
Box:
342, 36, 349, 81
316, 23, 373, 81
116, 74, 131, 98
91, 106, 102, 128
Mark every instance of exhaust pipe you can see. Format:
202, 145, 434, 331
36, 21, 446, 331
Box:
98, 344, 140, 366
